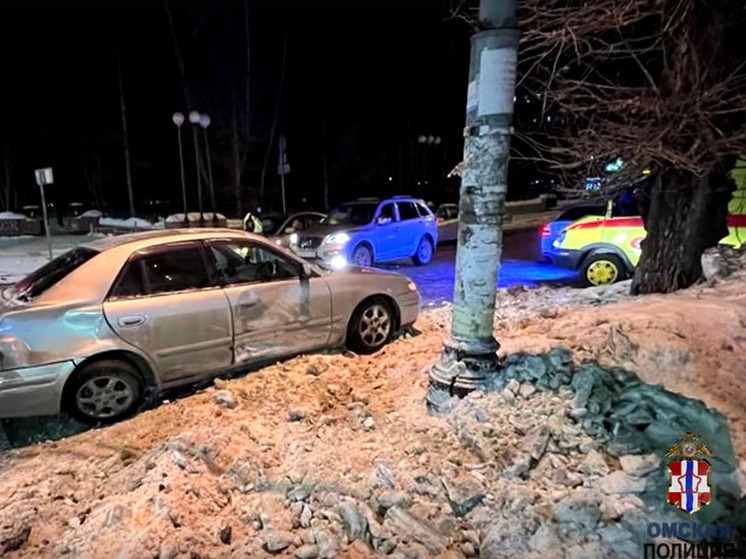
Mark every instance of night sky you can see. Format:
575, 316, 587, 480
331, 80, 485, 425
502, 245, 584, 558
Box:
0, 1, 544, 218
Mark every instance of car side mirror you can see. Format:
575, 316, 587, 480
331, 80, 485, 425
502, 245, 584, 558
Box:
376, 216, 391, 225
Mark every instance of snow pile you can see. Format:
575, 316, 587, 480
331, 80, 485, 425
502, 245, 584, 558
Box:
0, 212, 26, 220
99, 217, 154, 230
1, 261, 746, 558
165, 212, 226, 223
78, 210, 102, 218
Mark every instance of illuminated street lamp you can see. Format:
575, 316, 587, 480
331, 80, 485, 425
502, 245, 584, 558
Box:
416, 134, 442, 185
189, 110, 204, 222
171, 112, 188, 224
199, 113, 217, 222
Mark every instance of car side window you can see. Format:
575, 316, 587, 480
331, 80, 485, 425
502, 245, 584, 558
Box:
377, 203, 396, 224
110, 245, 211, 298
416, 203, 433, 218
397, 201, 420, 221
304, 214, 324, 228
208, 241, 299, 285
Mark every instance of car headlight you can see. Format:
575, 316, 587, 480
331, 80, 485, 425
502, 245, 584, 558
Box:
330, 255, 347, 269
553, 231, 567, 248
289, 233, 299, 245
407, 281, 418, 292
324, 232, 350, 245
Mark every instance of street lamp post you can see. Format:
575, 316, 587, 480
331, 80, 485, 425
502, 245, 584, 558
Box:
172, 112, 188, 225
189, 110, 204, 223
416, 134, 442, 187
199, 114, 218, 223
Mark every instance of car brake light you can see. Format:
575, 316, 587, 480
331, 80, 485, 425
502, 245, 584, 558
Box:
540, 223, 550, 237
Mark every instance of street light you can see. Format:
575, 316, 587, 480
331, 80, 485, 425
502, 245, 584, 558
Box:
199, 113, 217, 222
172, 112, 188, 225
189, 111, 204, 222
416, 134, 443, 186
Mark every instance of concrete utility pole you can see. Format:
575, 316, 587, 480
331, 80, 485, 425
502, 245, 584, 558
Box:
427, 0, 519, 412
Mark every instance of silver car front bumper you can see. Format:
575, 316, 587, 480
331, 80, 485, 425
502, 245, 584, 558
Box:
0, 361, 76, 417
397, 291, 420, 328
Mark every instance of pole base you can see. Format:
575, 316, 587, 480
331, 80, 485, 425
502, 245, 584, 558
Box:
426, 338, 504, 415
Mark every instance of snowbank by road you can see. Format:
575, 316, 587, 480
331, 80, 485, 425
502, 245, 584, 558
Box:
99, 217, 154, 229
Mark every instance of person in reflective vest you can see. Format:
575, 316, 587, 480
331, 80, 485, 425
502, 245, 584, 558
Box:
243, 211, 263, 233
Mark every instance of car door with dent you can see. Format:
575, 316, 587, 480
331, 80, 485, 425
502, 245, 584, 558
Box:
206, 239, 332, 363
103, 242, 234, 385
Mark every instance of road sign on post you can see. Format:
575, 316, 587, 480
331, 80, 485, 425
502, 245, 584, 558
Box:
34, 167, 54, 260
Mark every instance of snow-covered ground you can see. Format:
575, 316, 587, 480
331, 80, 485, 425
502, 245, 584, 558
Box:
0, 248, 744, 558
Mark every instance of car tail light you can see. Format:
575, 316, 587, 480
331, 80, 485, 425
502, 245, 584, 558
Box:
540, 223, 551, 237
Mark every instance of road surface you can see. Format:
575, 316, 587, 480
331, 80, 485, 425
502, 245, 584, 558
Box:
0, 227, 580, 305
378, 227, 577, 305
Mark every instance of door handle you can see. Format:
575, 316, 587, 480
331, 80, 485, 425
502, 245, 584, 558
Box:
237, 299, 259, 310
118, 315, 147, 327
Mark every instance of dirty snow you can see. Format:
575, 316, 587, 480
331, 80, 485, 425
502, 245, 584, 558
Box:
0, 248, 744, 558
79, 210, 103, 218
99, 217, 154, 229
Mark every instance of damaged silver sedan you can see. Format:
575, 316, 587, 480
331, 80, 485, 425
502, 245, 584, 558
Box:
0, 229, 419, 424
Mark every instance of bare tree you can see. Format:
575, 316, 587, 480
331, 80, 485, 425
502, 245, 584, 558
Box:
83, 155, 106, 212
0, 145, 14, 211
511, 0, 746, 294
115, 41, 135, 216
260, 17, 289, 206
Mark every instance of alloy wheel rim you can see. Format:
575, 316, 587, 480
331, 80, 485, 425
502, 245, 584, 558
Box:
359, 304, 391, 347
76, 375, 135, 418
353, 246, 372, 267
418, 239, 432, 262
587, 260, 618, 285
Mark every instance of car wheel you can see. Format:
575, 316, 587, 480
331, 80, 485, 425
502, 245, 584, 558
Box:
351, 243, 374, 267
412, 236, 434, 266
347, 298, 394, 354
581, 254, 626, 287
64, 360, 144, 425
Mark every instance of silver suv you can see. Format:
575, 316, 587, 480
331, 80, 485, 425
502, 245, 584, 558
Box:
289, 196, 438, 269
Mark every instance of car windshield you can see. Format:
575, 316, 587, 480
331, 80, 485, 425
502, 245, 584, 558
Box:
322, 203, 377, 226
260, 215, 286, 235
11, 247, 99, 301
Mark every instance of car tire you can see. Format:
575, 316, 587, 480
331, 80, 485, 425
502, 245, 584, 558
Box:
581, 253, 626, 287
63, 360, 144, 425
351, 243, 374, 267
412, 236, 434, 266
347, 297, 395, 354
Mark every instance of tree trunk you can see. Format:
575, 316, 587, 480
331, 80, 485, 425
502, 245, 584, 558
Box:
1, 151, 12, 211
232, 99, 243, 216
631, 167, 734, 294
164, 0, 192, 110
321, 115, 329, 211
260, 16, 288, 206
115, 42, 135, 216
